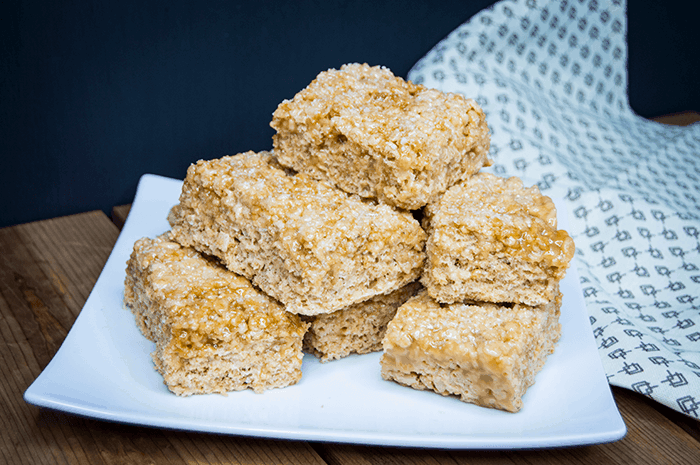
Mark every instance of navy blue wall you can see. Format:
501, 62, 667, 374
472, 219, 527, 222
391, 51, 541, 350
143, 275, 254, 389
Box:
1, 1, 698, 228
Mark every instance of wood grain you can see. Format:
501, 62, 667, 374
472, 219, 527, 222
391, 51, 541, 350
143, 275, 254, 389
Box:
650, 111, 700, 126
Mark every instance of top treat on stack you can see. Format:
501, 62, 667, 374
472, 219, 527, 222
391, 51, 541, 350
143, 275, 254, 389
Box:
271, 63, 491, 210
168, 151, 426, 317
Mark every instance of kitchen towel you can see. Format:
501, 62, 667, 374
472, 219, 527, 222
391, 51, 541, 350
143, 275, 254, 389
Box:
408, 0, 699, 419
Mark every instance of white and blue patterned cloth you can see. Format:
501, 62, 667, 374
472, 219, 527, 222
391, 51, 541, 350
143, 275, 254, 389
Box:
408, 0, 699, 419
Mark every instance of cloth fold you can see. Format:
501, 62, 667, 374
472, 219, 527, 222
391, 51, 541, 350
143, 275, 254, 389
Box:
408, 0, 699, 419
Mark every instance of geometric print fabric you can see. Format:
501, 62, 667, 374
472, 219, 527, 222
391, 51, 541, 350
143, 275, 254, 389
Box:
407, 0, 700, 419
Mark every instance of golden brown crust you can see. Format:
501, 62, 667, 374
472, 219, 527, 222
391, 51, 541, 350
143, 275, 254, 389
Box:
271, 63, 491, 210
168, 151, 426, 316
380, 289, 561, 412
124, 234, 308, 396
421, 173, 575, 306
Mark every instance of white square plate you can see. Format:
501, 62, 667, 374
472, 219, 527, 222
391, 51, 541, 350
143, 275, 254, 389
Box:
25, 173, 626, 449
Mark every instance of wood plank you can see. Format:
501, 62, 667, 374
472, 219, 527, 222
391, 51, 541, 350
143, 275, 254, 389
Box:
315, 443, 473, 465
650, 111, 700, 126
0, 211, 327, 465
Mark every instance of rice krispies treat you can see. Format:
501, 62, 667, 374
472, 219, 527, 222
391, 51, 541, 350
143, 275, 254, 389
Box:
380, 289, 562, 412
124, 234, 309, 396
168, 150, 426, 316
271, 63, 491, 210
302, 281, 422, 362
422, 172, 575, 306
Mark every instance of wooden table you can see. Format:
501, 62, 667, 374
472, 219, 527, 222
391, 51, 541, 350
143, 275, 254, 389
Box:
3, 113, 700, 464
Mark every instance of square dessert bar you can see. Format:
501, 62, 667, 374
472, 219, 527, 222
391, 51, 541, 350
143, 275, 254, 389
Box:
380, 289, 562, 412
422, 172, 575, 306
124, 234, 309, 396
168, 151, 426, 316
271, 63, 491, 210
302, 281, 422, 362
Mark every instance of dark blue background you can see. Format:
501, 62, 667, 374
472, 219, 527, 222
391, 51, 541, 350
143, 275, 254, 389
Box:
1, 1, 698, 228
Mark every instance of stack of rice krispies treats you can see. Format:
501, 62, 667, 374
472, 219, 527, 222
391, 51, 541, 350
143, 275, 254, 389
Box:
125, 62, 575, 405
381, 171, 575, 412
